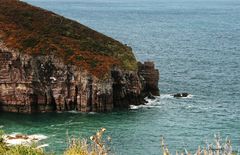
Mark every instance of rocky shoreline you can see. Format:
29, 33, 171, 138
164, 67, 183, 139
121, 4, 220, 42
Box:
0, 42, 159, 113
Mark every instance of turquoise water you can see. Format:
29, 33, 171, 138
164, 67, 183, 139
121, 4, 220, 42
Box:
1, 0, 240, 154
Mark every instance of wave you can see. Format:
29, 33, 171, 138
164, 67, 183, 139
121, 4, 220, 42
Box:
129, 93, 194, 110
88, 112, 97, 115
129, 105, 139, 110
0, 125, 3, 129
66, 110, 97, 115
129, 96, 161, 110
129, 104, 156, 110
160, 94, 173, 99
67, 110, 79, 114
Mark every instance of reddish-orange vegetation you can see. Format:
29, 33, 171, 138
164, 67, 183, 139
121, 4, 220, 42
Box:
0, 0, 137, 77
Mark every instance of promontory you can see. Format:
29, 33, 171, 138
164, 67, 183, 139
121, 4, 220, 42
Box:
0, 0, 159, 113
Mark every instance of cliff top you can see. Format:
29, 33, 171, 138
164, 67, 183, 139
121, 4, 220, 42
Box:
0, 0, 137, 77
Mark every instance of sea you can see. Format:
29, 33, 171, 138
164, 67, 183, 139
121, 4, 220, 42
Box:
1, 0, 240, 154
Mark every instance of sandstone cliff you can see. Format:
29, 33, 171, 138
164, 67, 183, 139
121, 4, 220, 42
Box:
0, 0, 159, 113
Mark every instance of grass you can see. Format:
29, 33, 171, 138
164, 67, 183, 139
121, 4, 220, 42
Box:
161, 134, 237, 155
64, 128, 111, 155
0, 128, 111, 155
0, 0, 138, 78
0, 144, 46, 155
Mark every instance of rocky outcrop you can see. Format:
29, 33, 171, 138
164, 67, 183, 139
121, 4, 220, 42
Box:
138, 62, 160, 96
0, 0, 159, 113
0, 42, 159, 113
172, 93, 190, 98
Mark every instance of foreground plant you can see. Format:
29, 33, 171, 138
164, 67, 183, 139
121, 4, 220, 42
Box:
64, 128, 111, 155
1, 128, 239, 155
161, 134, 237, 155
0, 144, 46, 155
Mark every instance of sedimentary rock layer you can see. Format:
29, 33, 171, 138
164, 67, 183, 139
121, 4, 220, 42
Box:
0, 43, 159, 113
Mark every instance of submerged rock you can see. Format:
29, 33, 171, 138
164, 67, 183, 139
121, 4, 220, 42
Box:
0, 0, 159, 113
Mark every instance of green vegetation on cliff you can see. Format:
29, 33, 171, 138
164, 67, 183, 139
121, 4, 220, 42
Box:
0, 0, 137, 77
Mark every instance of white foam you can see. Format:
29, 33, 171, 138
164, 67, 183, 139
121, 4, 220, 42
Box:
129, 96, 161, 110
129, 105, 139, 110
67, 110, 79, 114
28, 134, 48, 141
145, 96, 162, 106
36, 144, 49, 149
187, 94, 193, 98
160, 94, 173, 99
185, 105, 193, 109
88, 112, 97, 114
0, 125, 3, 128
129, 93, 194, 111
4, 137, 31, 146
3, 133, 48, 146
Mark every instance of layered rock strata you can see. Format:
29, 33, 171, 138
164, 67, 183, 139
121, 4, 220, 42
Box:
0, 42, 159, 113
138, 62, 160, 96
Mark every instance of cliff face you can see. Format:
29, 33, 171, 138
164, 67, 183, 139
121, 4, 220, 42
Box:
0, 0, 159, 113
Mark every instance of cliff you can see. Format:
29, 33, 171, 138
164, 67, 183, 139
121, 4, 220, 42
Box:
0, 0, 159, 113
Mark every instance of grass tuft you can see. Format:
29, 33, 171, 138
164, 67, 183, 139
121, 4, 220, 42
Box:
64, 128, 111, 155
161, 134, 237, 155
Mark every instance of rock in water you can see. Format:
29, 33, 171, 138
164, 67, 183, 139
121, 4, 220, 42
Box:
0, 0, 159, 113
138, 62, 160, 96
173, 93, 189, 98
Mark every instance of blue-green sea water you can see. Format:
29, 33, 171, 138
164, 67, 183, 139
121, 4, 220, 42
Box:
1, 0, 240, 154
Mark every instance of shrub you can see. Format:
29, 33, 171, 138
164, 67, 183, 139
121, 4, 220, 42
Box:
76, 55, 84, 61
0, 130, 4, 143
0, 145, 46, 155
161, 134, 237, 155
22, 37, 38, 48
64, 128, 111, 155
65, 49, 74, 56
90, 60, 99, 68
